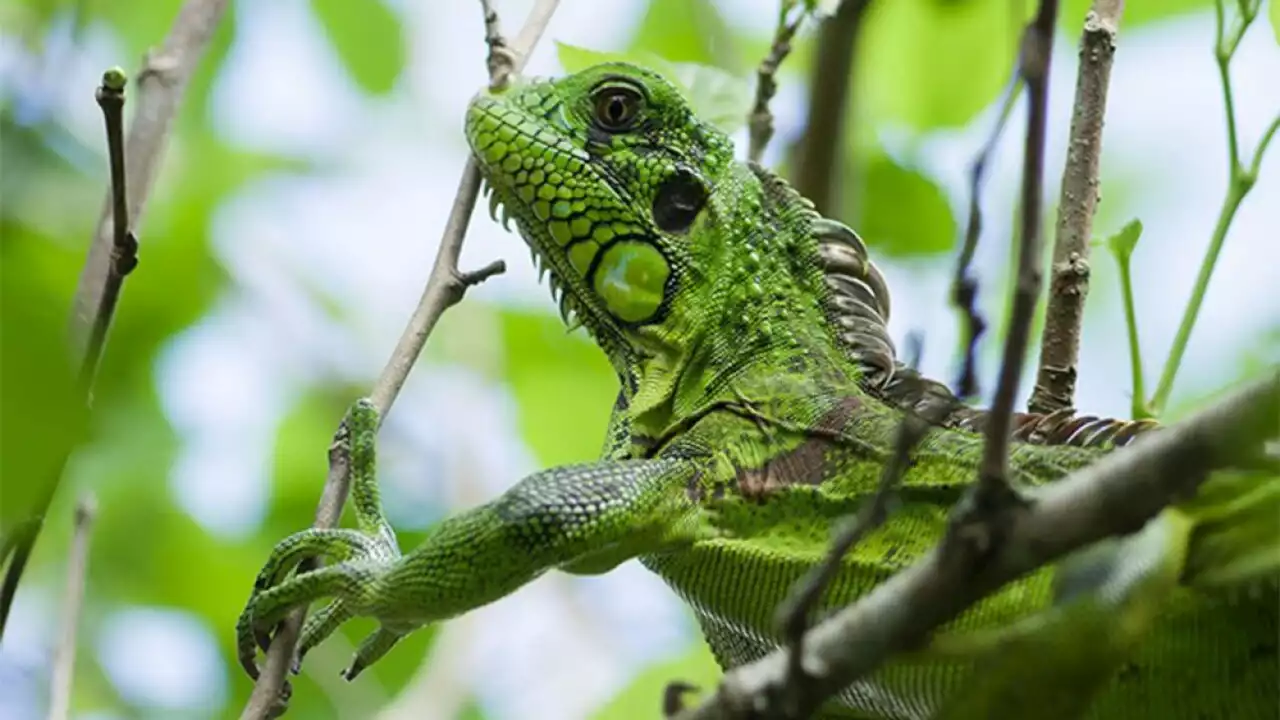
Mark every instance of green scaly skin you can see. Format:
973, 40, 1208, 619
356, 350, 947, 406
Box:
237, 64, 1278, 718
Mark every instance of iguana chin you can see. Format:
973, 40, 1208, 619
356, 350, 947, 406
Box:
236, 63, 1278, 718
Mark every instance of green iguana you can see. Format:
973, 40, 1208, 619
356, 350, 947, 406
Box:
236, 63, 1279, 719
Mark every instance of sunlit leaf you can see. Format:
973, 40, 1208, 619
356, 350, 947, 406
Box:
590, 642, 721, 719
1062, 0, 1214, 32
498, 308, 616, 467
1104, 218, 1143, 263
854, 151, 956, 256
860, 0, 1019, 130
0, 222, 88, 532
1270, 0, 1280, 46
629, 0, 743, 71
310, 0, 405, 95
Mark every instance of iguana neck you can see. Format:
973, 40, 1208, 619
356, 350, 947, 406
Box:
624, 163, 848, 440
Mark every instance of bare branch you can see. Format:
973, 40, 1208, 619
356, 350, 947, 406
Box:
46, 494, 98, 720
675, 370, 1280, 719
976, 0, 1059, 498
951, 75, 1023, 400
1029, 0, 1126, 415
70, 0, 230, 355
747, 0, 809, 164
788, 0, 873, 215
0, 0, 232, 638
237, 2, 560, 716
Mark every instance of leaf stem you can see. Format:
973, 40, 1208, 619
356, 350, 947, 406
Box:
1114, 243, 1147, 419
1148, 0, 1272, 414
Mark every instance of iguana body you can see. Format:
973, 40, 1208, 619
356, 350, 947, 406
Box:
237, 64, 1278, 718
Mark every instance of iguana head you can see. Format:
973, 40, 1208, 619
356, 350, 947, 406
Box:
464, 63, 756, 362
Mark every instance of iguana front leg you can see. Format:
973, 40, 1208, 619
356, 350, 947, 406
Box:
236, 399, 706, 680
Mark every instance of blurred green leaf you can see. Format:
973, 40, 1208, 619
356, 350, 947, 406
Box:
310, 0, 405, 95
859, 0, 1020, 130
590, 642, 721, 719
556, 43, 752, 134
498, 309, 616, 467
629, 0, 743, 71
1105, 218, 1143, 262
1270, 0, 1280, 45
1062, 0, 1214, 32
854, 151, 956, 256
0, 222, 88, 531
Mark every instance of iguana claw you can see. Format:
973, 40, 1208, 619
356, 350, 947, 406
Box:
235, 399, 407, 681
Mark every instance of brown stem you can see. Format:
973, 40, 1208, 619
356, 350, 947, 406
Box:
788, 0, 872, 216
1028, 0, 1125, 415
977, 0, 1059, 498
747, 2, 807, 164
675, 370, 1280, 719
70, 0, 230, 355
0, 0, 232, 639
237, 2, 559, 717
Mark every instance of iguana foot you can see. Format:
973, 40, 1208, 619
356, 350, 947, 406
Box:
234, 527, 407, 680
235, 399, 410, 681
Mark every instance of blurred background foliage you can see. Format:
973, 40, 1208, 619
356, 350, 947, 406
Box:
1, 0, 1277, 718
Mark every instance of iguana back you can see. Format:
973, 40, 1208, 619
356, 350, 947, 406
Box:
236, 62, 1278, 720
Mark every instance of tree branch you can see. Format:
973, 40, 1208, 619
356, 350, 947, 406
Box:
788, 0, 872, 216
675, 370, 1280, 719
976, 0, 1059, 498
237, 1, 559, 717
0, 0, 232, 638
46, 494, 97, 720
70, 0, 230, 355
951, 76, 1023, 400
747, 0, 809, 164
1028, 0, 1125, 416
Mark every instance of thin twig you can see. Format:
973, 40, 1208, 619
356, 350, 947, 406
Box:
1149, 0, 1273, 415
747, 0, 808, 164
975, 0, 1059, 501
0, 0, 231, 638
237, 2, 559, 716
2, 68, 133, 635
46, 494, 97, 720
675, 370, 1280, 719
78, 67, 138, 395
70, 0, 230, 352
788, 0, 873, 216
1028, 0, 1125, 415
951, 75, 1023, 400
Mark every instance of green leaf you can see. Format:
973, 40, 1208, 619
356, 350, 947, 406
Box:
859, 0, 1020, 130
1062, 0, 1214, 32
498, 308, 616, 467
556, 43, 752, 134
1270, 0, 1280, 45
854, 151, 957, 257
309, 0, 405, 95
1104, 218, 1143, 263
590, 642, 722, 719
629, 0, 743, 71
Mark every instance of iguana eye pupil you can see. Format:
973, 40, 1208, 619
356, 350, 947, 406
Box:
652, 169, 707, 234
592, 86, 643, 132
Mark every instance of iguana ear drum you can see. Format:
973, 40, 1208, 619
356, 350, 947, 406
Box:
652, 168, 707, 234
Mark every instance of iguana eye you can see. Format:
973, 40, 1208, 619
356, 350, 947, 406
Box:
591, 84, 643, 132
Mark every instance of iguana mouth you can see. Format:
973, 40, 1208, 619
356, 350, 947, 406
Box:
465, 90, 653, 353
